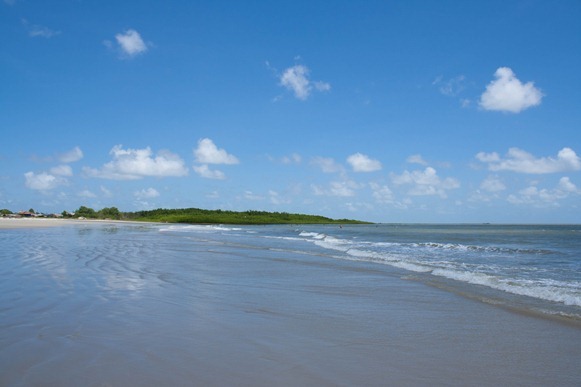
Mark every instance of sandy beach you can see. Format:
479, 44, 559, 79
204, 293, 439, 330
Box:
0, 217, 153, 229
1, 221, 580, 386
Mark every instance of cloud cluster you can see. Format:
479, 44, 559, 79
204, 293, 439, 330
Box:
476, 147, 581, 174
312, 180, 360, 197
369, 182, 394, 204
24, 172, 65, 191
193, 138, 239, 179
24, 146, 83, 191
507, 177, 579, 206
479, 67, 543, 113
280, 64, 330, 100
480, 175, 506, 192
347, 153, 382, 172
192, 164, 225, 180
84, 145, 188, 180
391, 167, 460, 198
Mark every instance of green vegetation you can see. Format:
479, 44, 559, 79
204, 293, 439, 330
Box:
4, 205, 369, 224
75, 206, 97, 218
98, 207, 122, 220
68, 206, 122, 220
125, 208, 369, 225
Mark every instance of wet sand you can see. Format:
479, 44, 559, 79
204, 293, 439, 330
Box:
1, 222, 580, 386
0, 217, 153, 229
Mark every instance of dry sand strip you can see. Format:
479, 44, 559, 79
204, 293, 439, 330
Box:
0, 218, 156, 229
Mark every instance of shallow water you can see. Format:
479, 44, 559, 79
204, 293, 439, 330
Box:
1, 223, 580, 386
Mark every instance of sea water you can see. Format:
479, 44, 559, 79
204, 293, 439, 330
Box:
1, 222, 580, 385
161, 223, 581, 318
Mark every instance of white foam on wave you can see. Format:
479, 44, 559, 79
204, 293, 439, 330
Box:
299, 231, 326, 239
345, 248, 433, 273
298, 230, 581, 307
432, 268, 581, 307
159, 225, 242, 233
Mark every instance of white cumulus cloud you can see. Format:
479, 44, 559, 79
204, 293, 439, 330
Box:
24, 171, 65, 191
83, 145, 188, 180
58, 146, 83, 163
479, 67, 543, 113
110, 29, 149, 58
391, 167, 460, 198
279, 64, 330, 100
480, 175, 506, 192
347, 153, 382, 172
50, 165, 73, 177
476, 147, 581, 174
507, 177, 579, 206
370, 182, 395, 204
194, 138, 239, 165
193, 164, 225, 180
558, 176, 578, 193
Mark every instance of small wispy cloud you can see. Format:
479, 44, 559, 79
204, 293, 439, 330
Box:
406, 154, 428, 166
281, 153, 302, 165
312, 180, 361, 197
433, 75, 466, 97
22, 19, 60, 38
134, 187, 160, 200
58, 146, 83, 163
50, 165, 73, 177
279, 64, 331, 100
311, 156, 343, 173
78, 189, 97, 198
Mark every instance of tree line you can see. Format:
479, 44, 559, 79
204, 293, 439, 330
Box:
2, 206, 369, 224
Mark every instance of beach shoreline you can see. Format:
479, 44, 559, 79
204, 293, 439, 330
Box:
1, 221, 580, 386
0, 217, 156, 229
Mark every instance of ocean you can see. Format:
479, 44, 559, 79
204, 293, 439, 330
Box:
1, 222, 580, 385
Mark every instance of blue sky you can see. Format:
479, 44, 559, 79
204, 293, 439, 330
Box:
1, 0, 580, 223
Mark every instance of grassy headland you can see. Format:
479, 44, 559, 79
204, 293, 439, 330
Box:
125, 208, 369, 225
3, 206, 370, 225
